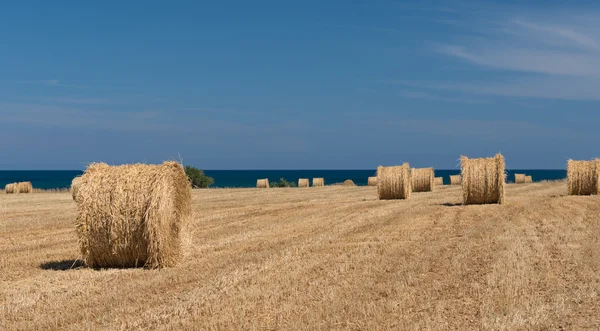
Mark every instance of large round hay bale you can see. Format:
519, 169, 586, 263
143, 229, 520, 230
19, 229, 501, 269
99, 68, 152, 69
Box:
17, 182, 32, 193
525, 175, 533, 183
342, 179, 355, 186
298, 178, 309, 188
450, 175, 461, 185
461, 154, 505, 205
76, 162, 192, 269
71, 176, 82, 201
368, 176, 377, 186
5, 183, 16, 194
312, 178, 324, 187
514, 173, 526, 184
377, 164, 411, 200
567, 159, 599, 195
257, 179, 269, 188
434, 177, 443, 186
411, 168, 434, 192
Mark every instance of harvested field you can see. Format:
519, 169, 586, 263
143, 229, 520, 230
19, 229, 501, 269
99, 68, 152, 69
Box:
1, 182, 600, 330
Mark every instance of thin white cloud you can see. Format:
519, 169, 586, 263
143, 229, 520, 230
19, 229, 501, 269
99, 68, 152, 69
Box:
14, 80, 88, 88
398, 90, 489, 104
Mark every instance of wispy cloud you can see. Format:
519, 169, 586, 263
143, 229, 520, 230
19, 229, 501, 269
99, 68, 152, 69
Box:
398, 90, 489, 104
14, 79, 88, 88
44, 97, 114, 105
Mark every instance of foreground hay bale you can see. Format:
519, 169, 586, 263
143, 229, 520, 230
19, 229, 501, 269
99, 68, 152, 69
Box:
298, 178, 309, 188
377, 164, 411, 200
411, 168, 434, 192
514, 173, 526, 184
567, 159, 599, 195
342, 179, 355, 186
5, 183, 16, 194
450, 175, 461, 185
525, 175, 533, 183
368, 176, 377, 186
312, 178, 324, 187
17, 182, 32, 193
461, 154, 505, 205
434, 177, 443, 186
71, 176, 82, 201
76, 162, 192, 269
257, 179, 269, 188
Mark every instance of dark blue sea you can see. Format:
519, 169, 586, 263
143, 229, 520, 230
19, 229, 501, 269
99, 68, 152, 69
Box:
0, 170, 567, 189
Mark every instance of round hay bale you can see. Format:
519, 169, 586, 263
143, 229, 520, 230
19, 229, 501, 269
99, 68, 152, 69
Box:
342, 179, 355, 187
567, 159, 599, 195
5, 183, 16, 194
257, 179, 269, 188
450, 175, 461, 185
368, 176, 377, 186
461, 154, 505, 205
525, 175, 533, 183
71, 176, 82, 201
298, 178, 309, 188
312, 178, 324, 187
17, 181, 32, 193
377, 164, 411, 200
76, 162, 192, 269
411, 168, 434, 192
514, 173, 526, 184
434, 177, 443, 186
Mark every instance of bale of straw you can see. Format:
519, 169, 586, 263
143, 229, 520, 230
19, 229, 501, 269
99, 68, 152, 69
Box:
342, 179, 355, 186
298, 178, 309, 188
312, 178, 324, 187
567, 159, 599, 195
71, 176, 82, 201
460, 154, 505, 205
434, 177, 443, 186
368, 176, 377, 186
5, 183, 16, 194
257, 179, 270, 188
514, 173, 526, 184
76, 162, 192, 269
525, 175, 533, 183
377, 164, 411, 200
450, 175, 461, 185
17, 182, 33, 193
411, 168, 435, 192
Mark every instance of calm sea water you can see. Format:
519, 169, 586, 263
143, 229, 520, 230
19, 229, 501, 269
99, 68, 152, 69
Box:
0, 169, 566, 189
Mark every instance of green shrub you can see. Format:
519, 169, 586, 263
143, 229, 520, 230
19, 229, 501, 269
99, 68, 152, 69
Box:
185, 166, 214, 188
271, 178, 297, 188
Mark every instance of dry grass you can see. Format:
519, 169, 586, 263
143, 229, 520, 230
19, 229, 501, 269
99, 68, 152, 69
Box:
368, 176, 377, 186
525, 175, 533, 183
567, 159, 599, 195
515, 173, 526, 184
411, 168, 435, 192
312, 178, 324, 187
257, 179, 270, 188
32, 188, 70, 193
434, 177, 443, 186
1, 182, 600, 330
377, 164, 411, 200
76, 162, 192, 269
450, 175, 461, 185
298, 178, 309, 188
461, 154, 505, 205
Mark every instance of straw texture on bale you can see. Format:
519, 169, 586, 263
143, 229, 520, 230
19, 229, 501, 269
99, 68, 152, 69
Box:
76, 162, 192, 269
434, 177, 443, 186
450, 175, 461, 185
411, 168, 435, 192
312, 178, 324, 187
16, 182, 33, 193
525, 175, 533, 183
5, 183, 16, 194
460, 154, 505, 205
342, 179, 355, 186
71, 176, 82, 201
514, 173, 526, 184
298, 178, 309, 188
567, 159, 599, 195
257, 179, 270, 188
368, 176, 377, 186
377, 164, 411, 200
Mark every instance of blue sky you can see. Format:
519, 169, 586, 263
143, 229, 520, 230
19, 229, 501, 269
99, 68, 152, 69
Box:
2, 0, 600, 169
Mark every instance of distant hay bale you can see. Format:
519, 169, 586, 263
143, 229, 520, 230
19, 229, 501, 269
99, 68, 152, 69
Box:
514, 173, 526, 184
298, 178, 309, 188
17, 182, 32, 193
368, 176, 377, 186
342, 179, 355, 186
567, 159, 600, 195
377, 164, 411, 200
5, 183, 16, 194
450, 175, 461, 185
525, 175, 533, 183
312, 178, 324, 187
71, 176, 82, 201
460, 154, 505, 205
434, 177, 443, 186
76, 162, 192, 269
257, 179, 270, 188
411, 168, 434, 192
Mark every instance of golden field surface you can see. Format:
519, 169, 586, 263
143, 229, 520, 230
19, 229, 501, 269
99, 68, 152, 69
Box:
1, 182, 600, 330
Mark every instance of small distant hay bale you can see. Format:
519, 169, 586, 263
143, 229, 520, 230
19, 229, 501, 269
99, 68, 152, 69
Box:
342, 179, 355, 186
460, 154, 505, 205
71, 176, 82, 201
298, 178, 309, 188
368, 176, 377, 186
567, 159, 599, 195
76, 162, 192, 269
411, 168, 434, 192
377, 164, 411, 200
450, 175, 461, 185
525, 175, 533, 183
312, 178, 324, 187
257, 179, 270, 188
434, 177, 443, 186
17, 182, 33, 193
514, 173, 526, 184
5, 183, 16, 194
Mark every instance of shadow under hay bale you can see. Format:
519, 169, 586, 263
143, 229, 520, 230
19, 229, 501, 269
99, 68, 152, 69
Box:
514, 173, 526, 184
40, 259, 85, 271
411, 168, 434, 192
257, 179, 269, 188
461, 154, 505, 205
76, 162, 192, 269
450, 175, 461, 185
298, 178, 309, 188
377, 164, 411, 200
567, 159, 599, 195
312, 178, 324, 187
368, 176, 377, 186
434, 177, 443, 186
